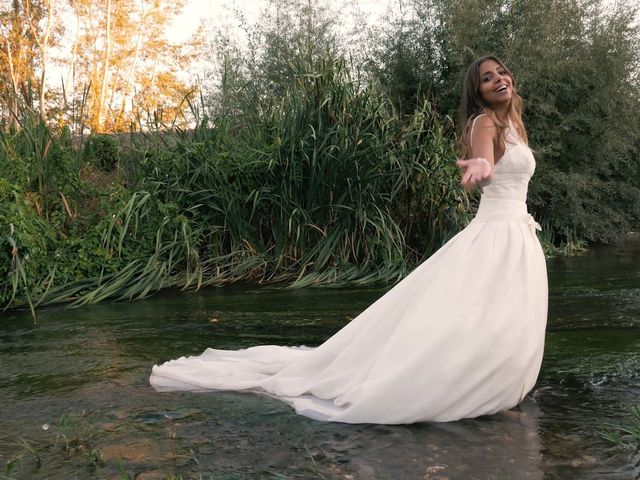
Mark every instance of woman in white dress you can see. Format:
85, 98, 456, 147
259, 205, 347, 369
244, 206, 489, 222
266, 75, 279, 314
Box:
150, 56, 548, 424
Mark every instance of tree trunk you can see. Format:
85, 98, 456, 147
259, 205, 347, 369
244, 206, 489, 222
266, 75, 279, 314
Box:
5, 38, 20, 130
95, 0, 113, 132
37, 0, 56, 120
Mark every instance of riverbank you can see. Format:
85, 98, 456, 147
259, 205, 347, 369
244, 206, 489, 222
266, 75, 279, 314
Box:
2, 56, 638, 316
1, 62, 467, 315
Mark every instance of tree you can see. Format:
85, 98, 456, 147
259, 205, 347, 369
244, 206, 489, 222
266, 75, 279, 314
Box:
69, 0, 199, 132
201, 0, 368, 120
0, 0, 63, 125
1, 1, 48, 126
369, 0, 640, 243
27, 0, 60, 120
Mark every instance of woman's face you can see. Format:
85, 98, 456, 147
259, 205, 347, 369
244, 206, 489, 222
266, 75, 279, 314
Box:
478, 59, 513, 107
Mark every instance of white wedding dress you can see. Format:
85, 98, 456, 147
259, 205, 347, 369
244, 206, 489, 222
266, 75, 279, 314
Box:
150, 122, 548, 424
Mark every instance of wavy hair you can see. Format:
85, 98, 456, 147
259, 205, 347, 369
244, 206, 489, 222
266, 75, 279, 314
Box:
458, 55, 528, 159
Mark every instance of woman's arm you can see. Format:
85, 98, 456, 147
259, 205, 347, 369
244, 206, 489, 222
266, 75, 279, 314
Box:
456, 115, 497, 189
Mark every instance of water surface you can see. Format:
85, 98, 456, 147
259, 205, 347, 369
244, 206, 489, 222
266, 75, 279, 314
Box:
1, 240, 640, 479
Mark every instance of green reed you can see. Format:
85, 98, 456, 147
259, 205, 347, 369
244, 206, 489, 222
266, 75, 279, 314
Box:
108, 56, 467, 287
2, 55, 469, 313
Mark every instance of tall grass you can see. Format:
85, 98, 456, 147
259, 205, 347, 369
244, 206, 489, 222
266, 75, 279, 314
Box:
0, 93, 81, 317
1, 55, 468, 313
109, 56, 467, 285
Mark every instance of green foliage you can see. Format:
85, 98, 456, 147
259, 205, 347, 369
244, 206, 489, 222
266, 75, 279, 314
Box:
0, 106, 88, 313
83, 134, 120, 172
529, 165, 640, 244
0, 179, 54, 314
0, 108, 80, 220
0, 53, 468, 312
202, 0, 357, 120
602, 405, 640, 448
112, 55, 467, 293
3, 0, 638, 313
369, 0, 640, 243
0, 103, 132, 312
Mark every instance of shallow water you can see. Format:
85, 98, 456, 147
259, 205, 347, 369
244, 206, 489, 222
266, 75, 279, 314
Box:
1, 240, 639, 479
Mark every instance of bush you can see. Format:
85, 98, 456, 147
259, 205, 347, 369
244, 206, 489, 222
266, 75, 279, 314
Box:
83, 134, 119, 172
0, 178, 56, 308
369, 0, 640, 243
123, 55, 469, 287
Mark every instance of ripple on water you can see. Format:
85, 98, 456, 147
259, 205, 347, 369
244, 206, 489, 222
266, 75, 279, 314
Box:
1, 241, 640, 479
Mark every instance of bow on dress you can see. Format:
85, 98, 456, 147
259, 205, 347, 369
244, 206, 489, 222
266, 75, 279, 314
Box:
526, 214, 542, 232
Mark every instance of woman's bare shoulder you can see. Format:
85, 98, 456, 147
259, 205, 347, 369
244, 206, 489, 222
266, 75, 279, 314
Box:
472, 114, 497, 129
469, 114, 497, 143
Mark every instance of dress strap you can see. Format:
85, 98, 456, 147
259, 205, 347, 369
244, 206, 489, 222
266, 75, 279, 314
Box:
469, 114, 487, 148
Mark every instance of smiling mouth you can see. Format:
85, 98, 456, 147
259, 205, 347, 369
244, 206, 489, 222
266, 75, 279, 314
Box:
495, 84, 509, 93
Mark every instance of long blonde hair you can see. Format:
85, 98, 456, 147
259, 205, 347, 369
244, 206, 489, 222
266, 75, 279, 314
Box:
458, 56, 528, 159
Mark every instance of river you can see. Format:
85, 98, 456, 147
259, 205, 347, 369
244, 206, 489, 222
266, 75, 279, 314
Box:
1, 240, 639, 479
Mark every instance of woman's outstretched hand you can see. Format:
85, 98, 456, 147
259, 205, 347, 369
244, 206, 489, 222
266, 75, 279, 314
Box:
456, 157, 493, 190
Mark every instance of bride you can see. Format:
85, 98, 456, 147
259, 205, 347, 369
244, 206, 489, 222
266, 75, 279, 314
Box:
150, 56, 548, 424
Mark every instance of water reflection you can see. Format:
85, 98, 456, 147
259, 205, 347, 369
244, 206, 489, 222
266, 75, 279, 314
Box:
344, 400, 544, 480
1, 240, 640, 478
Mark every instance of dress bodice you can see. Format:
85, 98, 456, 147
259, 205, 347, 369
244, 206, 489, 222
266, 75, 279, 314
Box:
481, 128, 535, 203
470, 118, 540, 230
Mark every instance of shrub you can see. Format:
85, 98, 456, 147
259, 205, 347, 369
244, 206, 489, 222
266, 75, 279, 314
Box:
83, 134, 119, 172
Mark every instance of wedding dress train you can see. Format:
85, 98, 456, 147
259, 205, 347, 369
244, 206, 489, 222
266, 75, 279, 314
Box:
150, 124, 548, 424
